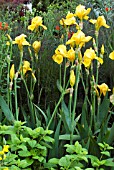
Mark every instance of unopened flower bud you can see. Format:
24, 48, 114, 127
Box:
101, 44, 104, 55
70, 70, 75, 87
32, 41, 41, 54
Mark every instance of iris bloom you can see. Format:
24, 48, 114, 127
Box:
83, 48, 103, 67
28, 16, 47, 31
109, 51, 114, 60
66, 30, 92, 48
52, 45, 67, 64
21, 61, 32, 75
13, 34, 30, 51
67, 47, 75, 62
10, 64, 15, 81
74, 4, 91, 21
97, 83, 111, 96
70, 70, 75, 87
20, 61, 36, 80
32, 41, 41, 54
60, 12, 77, 26
89, 16, 110, 31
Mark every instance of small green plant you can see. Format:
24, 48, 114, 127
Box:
44, 141, 114, 169
88, 142, 114, 169
0, 121, 54, 169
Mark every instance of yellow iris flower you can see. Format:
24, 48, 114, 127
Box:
21, 61, 32, 75
89, 16, 110, 31
109, 51, 114, 60
67, 47, 75, 62
13, 34, 30, 51
32, 41, 41, 54
66, 30, 92, 48
52, 45, 67, 64
60, 11, 77, 26
97, 83, 111, 96
10, 64, 15, 81
74, 4, 91, 21
20, 61, 36, 80
83, 48, 103, 67
28, 16, 47, 31
70, 70, 75, 87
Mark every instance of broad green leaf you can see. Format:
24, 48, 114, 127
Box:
36, 143, 46, 150
17, 144, 27, 151
34, 127, 44, 135
64, 144, 76, 154
40, 141, 53, 149
59, 134, 80, 141
18, 150, 31, 157
49, 119, 61, 158
18, 158, 33, 168
11, 134, 20, 144
48, 158, 59, 164
104, 158, 114, 167
81, 97, 89, 130
77, 155, 88, 162
61, 100, 71, 133
5, 153, 18, 163
24, 126, 33, 136
28, 140, 37, 148
20, 135, 30, 143
10, 165, 20, 170
0, 95, 15, 121
89, 137, 100, 157
107, 123, 114, 145
97, 111, 112, 143
59, 156, 70, 167
101, 151, 110, 157
98, 143, 104, 148
45, 129, 53, 135
43, 136, 54, 143
97, 94, 110, 128
77, 123, 88, 139
32, 155, 44, 162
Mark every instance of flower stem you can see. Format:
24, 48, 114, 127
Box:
14, 73, 19, 121
70, 63, 81, 144
46, 91, 65, 130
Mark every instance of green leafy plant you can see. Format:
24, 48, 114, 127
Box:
45, 141, 114, 169
0, 121, 54, 169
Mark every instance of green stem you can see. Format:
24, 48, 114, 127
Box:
72, 64, 80, 118
22, 77, 35, 128
7, 43, 13, 107
69, 93, 73, 119
59, 64, 62, 87
46, 91, 65, 130
95, 32, 99, 84
19, 50, 23, 71
70, 63, 81, 144
63, 59, 67, 90
14, 73, 19, 121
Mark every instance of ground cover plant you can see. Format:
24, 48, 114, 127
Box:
0, 0, 114, 169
